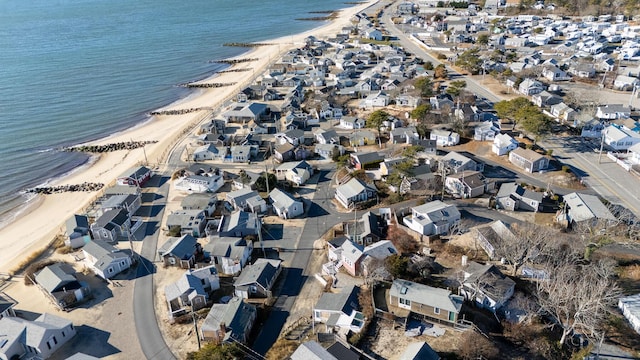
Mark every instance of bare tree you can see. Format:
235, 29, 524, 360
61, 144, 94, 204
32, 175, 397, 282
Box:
458, 330, 499, 360
494, 222, 556, 276
535, 250, 621, 345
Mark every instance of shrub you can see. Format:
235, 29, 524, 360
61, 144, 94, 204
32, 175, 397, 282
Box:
562, 165, 570, 173
436, 53, 447, 60
24, 260, 61, 285
167, 225, 182, 237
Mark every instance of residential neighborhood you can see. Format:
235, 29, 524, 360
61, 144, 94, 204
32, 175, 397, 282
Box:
3, 1, 640, 360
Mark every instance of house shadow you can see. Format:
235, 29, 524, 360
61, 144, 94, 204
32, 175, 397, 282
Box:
251, 307, 291, 355
71, 274, 113, 310
459, 209, 494, 225
133, 256, 158, 278
134, 221, 160, 238
135, 204, 164, 217
315, 170, 333, 183
483, 164, 517, 180
293, 186, 315, 196
140, 192, 159, 203
262, 223, 283, 240
565, 164, 588, 179
305, 202, 330, 218
12, 309, 43, 321
50, 325, 120, 360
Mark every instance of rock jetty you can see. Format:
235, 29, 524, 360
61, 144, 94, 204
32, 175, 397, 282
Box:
223, 42, 272, 47
182, 82, 236, 89
150, 108, 208, 116
65, 141, 157, 153
211, 58, 258, 64
218, 68, 251, 73
26, 182, 104, 194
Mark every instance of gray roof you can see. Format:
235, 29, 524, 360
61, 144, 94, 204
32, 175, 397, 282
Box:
390, 279, 463, 314
165, 272, 207, 301
205, 237, 249, 259
227, 188, 262, 206
463, 262, 515, 303
314, 285, 360, 314
35, 263, 78, 294
219, 211, 259, 235
65, 214, 89, 236
100, 194, 138, 210
201, 297, 256, 341
166, 210, 205, 229
337, 178, 375, 199
0, 292, 16, 314
411, 201, 460, 224
83, 240, 130, 272
496, 182, 544, 202
564, 192, 616, 222
181, 193, 216, 210
104, 185, 141, 196
0, 313, 73, 352
66, 354, 101, 360
341, 240, 364, 263
510, 147, 545, 163
291, 341, 338, 360
234, 259, 281, 288
351, 151, 383, 165
159, 234, 199, 260
400, 342, 441, 360
269, 188, 302, 211
363, 240, 397, 260
441, 151, 473, 167
93, 208, 129, 230
119, 166, 151, 180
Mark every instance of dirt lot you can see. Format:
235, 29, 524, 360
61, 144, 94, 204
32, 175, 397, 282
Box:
369, 321, 462, 360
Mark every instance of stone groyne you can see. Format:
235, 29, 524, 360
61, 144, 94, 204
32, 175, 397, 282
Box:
26, 182, 104, 194
210, 58, 258, 64
223, 42, 272, 47
181, 82, 237, 89
150, 108, 209, 116
218, 68, 252, 73
65, 141, 158, 153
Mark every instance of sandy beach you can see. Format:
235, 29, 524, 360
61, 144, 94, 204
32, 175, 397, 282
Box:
0, 0, 378, 273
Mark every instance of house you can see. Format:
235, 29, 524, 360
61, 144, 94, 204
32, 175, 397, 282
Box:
459, 262, 515, 312
225, 188, 267, 213
440, 151, 484, 173
364, 27, 383, 41
361, 240, 398, 279
192, 144, 226, 161
315, 143, 345, 160
568, 63, 596, 78
473, 122, 499, 142
380, 157, 407, 177
221, 101, 268, 123
216, 211, 260, 238
234, 259, 282, 299
175, 174, 224, 193
445, 171, 491, 198
314, 128, 340, 145
90, 208, 131, 243
495, 182, 543, 212
344, 211, 385, 245
229, 145, 257, 163
158, 234, 202, 269
542, 66, 568, 82
532, 91, 563, 108
35, 263, 90, 309
613, 75, 640, 91
313, 285, 365, 334
269, 188, 304, 219
348, 130, 377, 147
518, 78, 544, 95
389, 279, 463, 325
97, 192, 141, 218
276, 129, 305, 146
403, 201, 461, 236
165, 265, 220, 320
340, 240, 364, 277
430, 129, 460, 147
205, 236, 254, 275
629, 143, 640, 164
0, 313, 76, 360
231, 170, 261, 190
275, 160, 314, 186
272, 143, 295, 163
166, 209, 208, 237
64, 214, 91, 249
391, 127, 420, 144
116, 166, 151, 187
0, 293, 16, 319
290, 341, 339, 360
181, 193, 216, 217
400, 342, 441, 360
474, 220, 517, 259
596, 104, 631, 120
82, 240, 132, 279
550, 102, 576, 122
201, 297, 256, 344
603, 125, 640, 151
492, 134, 519, 156
350, 152, 384, 170
558, 192, 616, 227
395, 94, 421, 108
335, 178, 377, 210
618, 293, 640, 335
400, 165, 437, 196
360, 91, 390, 108
340, 116, 365, 129
508, 148, 549, 173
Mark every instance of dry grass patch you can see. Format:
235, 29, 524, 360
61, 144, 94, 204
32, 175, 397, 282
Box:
266, 339, 299, 360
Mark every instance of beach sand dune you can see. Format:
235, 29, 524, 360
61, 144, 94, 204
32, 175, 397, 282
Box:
0, 0, 378, 273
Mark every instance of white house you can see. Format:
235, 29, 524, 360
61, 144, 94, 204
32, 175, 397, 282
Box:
518, 78, 545, 95
275, 160, 314, 186
0, 313, 76, 360
430, 129, 460, 147
619, 293, 640, 335
492, 133, 519, 156
613, 75, 640, 91
596, 104, 631, 120
269, 188, 304, 219
340, 116, 365, 129
603, 125, 640, 151
192, 144, 226, 161
335, 178, 377, 210
82, 240, 132, 279
403, 201, 461, 236
175, 175, 224, 193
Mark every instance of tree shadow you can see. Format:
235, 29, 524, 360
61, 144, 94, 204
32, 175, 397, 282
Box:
50, 325, 121, 360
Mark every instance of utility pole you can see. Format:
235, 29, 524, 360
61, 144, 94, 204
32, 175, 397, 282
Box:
191, 306, 201, 350
598, 128, 606, 164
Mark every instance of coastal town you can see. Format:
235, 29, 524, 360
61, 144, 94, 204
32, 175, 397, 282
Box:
2, 0, 640, 359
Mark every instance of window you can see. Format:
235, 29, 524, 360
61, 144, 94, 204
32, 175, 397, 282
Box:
399, 298, 411, 306
434, 307, 440, 315
62, 331, 65, 337
53, 336, 57, 345
47, 342, 51, 350
108, 268, 114, 273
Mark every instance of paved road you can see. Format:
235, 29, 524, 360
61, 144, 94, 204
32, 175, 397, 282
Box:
133, 173, 176, 360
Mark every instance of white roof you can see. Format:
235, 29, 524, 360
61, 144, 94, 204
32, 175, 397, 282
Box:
564, 192, 616, 222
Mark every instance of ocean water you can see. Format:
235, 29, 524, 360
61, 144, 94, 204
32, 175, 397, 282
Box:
0, 0, 354, 224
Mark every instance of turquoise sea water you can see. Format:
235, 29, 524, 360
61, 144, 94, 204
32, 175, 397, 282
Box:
0, 0, 353, 223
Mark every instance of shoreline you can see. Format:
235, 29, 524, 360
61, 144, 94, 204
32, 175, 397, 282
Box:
0, 0, 379, 273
